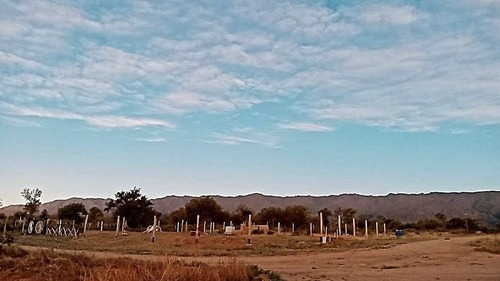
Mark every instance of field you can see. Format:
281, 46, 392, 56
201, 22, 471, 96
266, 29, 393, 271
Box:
2, 231, 499, 280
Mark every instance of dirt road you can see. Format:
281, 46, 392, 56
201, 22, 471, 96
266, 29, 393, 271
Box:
22, 236, 499, 281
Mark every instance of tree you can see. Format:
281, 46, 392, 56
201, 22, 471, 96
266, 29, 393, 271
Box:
39, 209, 49, 220
231, 204, 254, 225
255, 207, 284, 226
105, 187, 159, 229
333, 207, 357, 222
58, 203, 88, 224
283, 205, 309, 228
318, 208, 333, 226
21, 188, 42, 216
88, 207, 104, 223
184, 196, 225, 223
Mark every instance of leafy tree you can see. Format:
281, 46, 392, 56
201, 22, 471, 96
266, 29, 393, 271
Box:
166, 207, 186, 225
105, 187, 159, 229
13, 211, 27, 219
333, 207, 357, 222
58, 203, 88, 224
184, 196, 225, 223
318, 208, 333, 226
231, 204, 254, 225
88, 207, 104, 223
39, 209, 49, 220
283, 205, 309, 228
21, 188, 42, 216
255, 207, 284, 226
446, 217, 466, 229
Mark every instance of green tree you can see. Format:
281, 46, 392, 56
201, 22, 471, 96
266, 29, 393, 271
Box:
21, 188, 42, 216
231, 204, 254, 225
255, 207, 284, 226
58, 203, 88, 224
166, 207, 186, 225
88, 207, 104, 223
333, 207, 357, 222
184, 196, 225, 223
283, 205, 310, 228
318, 208, 333, 226
39, 209, 49, 220
105, 187, 159, 229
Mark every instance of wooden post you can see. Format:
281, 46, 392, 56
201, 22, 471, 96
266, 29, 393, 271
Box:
338, 215, 341, 236
247, 214, 252, 244
364, 220, 368, 237
115, 216, 120, 238
292, 223, 295, 233
58, 219, 63, 236
248, 215, 252, 235
309, 223, 313, 236
278, 222, 281, 235
223, 221, 226, 232
376, 222, 379, 238
203, 221, 206, 234
319, 212, 323, 235
181, 220, 184, 232
3, 217, 8, 238
353, 218, 356, 236
383, 223, 386, 235
185, 221, 188, 232
195, 215, 200, 243
100, 221, 103, 231
152, 215, 157, 243
325, 226, 328, 237
83, 215, 89, 237
345, 223, 348, 236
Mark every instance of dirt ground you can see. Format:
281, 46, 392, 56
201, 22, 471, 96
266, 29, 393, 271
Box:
21, 236, 499, 281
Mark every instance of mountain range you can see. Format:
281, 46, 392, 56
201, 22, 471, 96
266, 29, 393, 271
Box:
1, 191, 499, 225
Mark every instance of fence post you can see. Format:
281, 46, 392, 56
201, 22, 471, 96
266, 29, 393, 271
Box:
152, 215, 157, 243
83, 215, 89, 237
115, 216, 120, 238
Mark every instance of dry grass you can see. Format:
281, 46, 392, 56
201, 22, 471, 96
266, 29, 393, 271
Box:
0, 246, 271, 281
469, 236, 500, 254
12, 230, 433, 257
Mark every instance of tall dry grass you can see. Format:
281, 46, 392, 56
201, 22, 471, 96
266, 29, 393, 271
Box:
0, 247, 256, 281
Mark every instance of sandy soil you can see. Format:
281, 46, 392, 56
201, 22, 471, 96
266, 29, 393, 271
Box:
22, 236, 499, 281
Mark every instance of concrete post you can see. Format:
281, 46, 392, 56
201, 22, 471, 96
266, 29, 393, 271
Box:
115, 216, 120, 238
319, 212, 323, 235
83, 215, 89, 237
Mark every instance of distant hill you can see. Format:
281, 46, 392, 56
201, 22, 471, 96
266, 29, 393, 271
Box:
1, 191, 499, 226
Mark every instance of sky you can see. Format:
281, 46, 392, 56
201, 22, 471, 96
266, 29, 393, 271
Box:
0, 0, 499, 206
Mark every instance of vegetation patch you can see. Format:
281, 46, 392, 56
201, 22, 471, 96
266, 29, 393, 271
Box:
469, 236, 500, 254
0, 246, 276, 281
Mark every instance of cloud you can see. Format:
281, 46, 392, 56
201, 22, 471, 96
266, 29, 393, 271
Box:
209, 133, 277, 148
135, 137, 166, 143
353, 5, 420, 25
0, 103, 174, 129
278, 122, 334, 132
0, 0, 498, 134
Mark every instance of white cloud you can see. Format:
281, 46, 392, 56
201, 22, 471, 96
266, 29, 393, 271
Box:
0, 103, 174, 129
209, 133, 277, 148
134, 137, 166, 143
353, 5, 419, 25
278, 122, 334, 132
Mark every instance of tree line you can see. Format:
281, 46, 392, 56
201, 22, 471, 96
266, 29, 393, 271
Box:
0, 187, 496, 233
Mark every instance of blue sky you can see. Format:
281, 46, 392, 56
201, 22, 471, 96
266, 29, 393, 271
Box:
1, 0, 499, 206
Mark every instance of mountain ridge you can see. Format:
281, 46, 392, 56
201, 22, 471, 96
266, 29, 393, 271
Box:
1, 191, 499, 225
